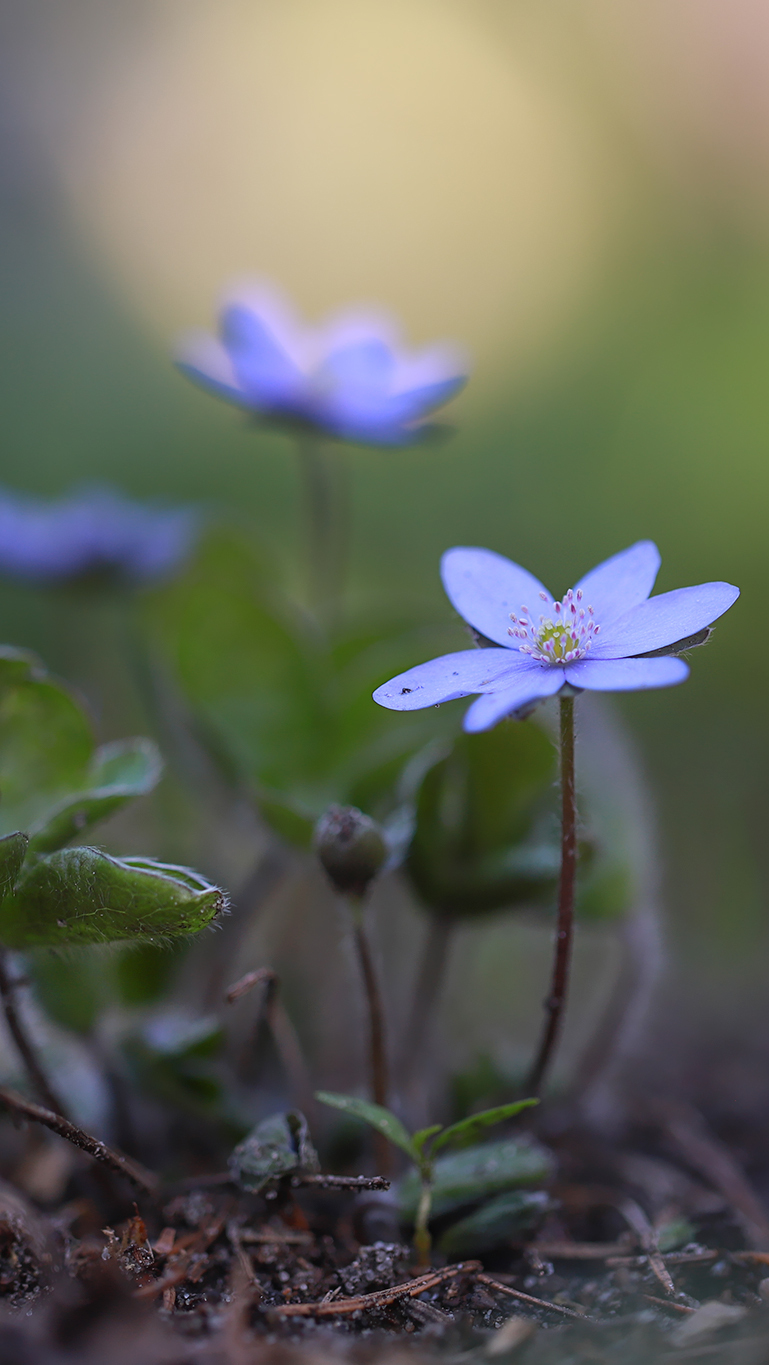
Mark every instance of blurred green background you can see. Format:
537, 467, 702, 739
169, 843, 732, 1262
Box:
0, 0, 766, 1051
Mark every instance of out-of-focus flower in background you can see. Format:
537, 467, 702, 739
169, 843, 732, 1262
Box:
176, 283, 468, 445
0, 485, 199, 586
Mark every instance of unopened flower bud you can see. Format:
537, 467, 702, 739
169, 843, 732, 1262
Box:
314, 805, 387, 898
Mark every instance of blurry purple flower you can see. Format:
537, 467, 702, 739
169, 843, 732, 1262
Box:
175, 282, 468, 445
373, 541, 739, 732
0, 486, 199, 586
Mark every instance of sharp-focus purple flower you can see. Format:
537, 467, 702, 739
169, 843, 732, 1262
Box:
373, 542, 739, 732
176, 282, 468, 446
0, 486, 199, 586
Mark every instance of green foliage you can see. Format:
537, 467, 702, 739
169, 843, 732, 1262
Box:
124, 1013, 226, 1116
315, 1091, 418, 1162
396, 1135, 555, 1220
229, 1110, 320, 1193
0, 834, 29, 902
406, 721, 561, 917
437, 1189, 552, 1255
112, 941, 186, 1006
316, 1090, 539, 1182
0, 848, 226, 947
144, 531, 451, 844
28, 949, 111, 1035
0, 649, 161, 853
429, 1100, 539, 1156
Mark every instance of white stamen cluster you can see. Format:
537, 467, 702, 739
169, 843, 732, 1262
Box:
508, 587, 600, 665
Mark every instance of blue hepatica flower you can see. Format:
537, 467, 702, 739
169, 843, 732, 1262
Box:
176, 282, 468, 445
0, 486, 199, 586
373, 541, 739, 732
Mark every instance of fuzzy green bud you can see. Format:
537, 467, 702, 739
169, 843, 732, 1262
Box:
314, 805, 387, 898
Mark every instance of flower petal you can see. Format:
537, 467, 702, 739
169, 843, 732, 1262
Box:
175, 332, 247, 406
221, 303, 304, 406
574, 541, 661, 624
462, 667, 564, 731
591, 582, 740, 658
441, 548, 552, 648
564, 656, 690, 691
372, 648, 533, 711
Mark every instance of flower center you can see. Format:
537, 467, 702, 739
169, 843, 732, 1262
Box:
508, 588, 600, 665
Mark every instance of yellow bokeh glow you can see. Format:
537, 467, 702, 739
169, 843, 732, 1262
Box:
59, 0, 617, 395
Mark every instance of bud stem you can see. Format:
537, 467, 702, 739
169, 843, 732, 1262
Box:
350, 905, 392, 1173
524, 691, 577, 1096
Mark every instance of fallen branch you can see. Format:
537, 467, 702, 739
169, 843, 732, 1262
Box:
615, 1196, 676, 1297
530, 1240, 631, 1260
292, 1173, 390, 1190
268, 1260, 481, 1318
475, 1272, 594, 1323
643, 1294, 695, 1315
0, 1086, 158, 1196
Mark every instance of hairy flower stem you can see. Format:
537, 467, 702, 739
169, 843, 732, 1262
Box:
0, 951, 68, 1118
349, 899, 392, 1173
413, 1173, 433, 1269
297, 437, 349, 613
524, 692, 577, 1097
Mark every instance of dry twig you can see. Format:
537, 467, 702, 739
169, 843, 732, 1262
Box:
616, 1196, 676, 1296
0, 1086, 158, 1195
268, 1260, 481, 1317
475, 1272, 594, 1322
292, 1173, 389, 1190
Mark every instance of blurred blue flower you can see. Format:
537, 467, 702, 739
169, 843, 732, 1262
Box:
0, 486, 199, 586
176, 282, 468, 445
374, 541, 739, 732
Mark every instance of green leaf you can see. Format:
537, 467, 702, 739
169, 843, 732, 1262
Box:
438, 1190, 551, 1255
430, 1099, 539, 1156
315, 1091, 418, 1162
0, 833, 29, 901
144, 533, 455, 844
407, 722, 561, 917
124, 1014, 226, 1117
113, 941, 186, 1006
412, 1124, 443, 1156
397, 1136, 554, 1220
28, 948, 110, 1035
229, 1111, 320, 1193
0, 848, 226, 947
28, 738, 163, 854
0, 648, 162, 852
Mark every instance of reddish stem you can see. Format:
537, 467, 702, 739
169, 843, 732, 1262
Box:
524, 692, 577, 1096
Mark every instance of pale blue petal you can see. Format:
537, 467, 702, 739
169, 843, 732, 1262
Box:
441, 547, 553, 648
574, 541, 661, 624
372, 648, 531, 712
321, 338, 395, 393
221, 304, 304, 405
591, 582, 740, 658
175, 333, 247, 406
393, 342, 469, 395
564, 656, 689, 691
389, 374, 467, 421
462, 667, 564, 731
